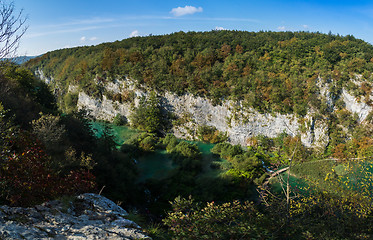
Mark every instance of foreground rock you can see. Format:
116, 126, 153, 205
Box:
0, 193, 151, 240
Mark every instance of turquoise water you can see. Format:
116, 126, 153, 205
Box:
136, 150, 176, 182
190, 141, 231, 178
91, 122, 230, 182
270, 173, 309, 196
90, 121, 140, 146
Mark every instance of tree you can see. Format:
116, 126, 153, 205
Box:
130, 91, 166, 134
32, 113, 66, 151
0, 1, 27, 58
0, 102, 13, 161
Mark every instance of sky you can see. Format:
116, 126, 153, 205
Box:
12, 0, 373, 56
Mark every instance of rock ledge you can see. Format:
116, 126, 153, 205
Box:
0, 193, 151, 240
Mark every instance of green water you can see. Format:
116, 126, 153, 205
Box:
136, 150, 176, 182
270, 172, 309, 196
90, 121, 140, 145
91, 122, 229, 182
191, 141, 230, 178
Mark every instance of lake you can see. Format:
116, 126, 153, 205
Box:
91, 121, 230, 182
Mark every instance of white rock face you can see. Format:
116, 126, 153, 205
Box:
78, 92, 132, 121
74, 78, 328, 149
76, 78, 143, 122
35, 70, 372, 150
341, 89, 372, 122
37, 68, 54, 85
0, 193, 150, 239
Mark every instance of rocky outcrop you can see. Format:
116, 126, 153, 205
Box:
75, 78, 329, 149
341, 89, 372, 122
0, 193, 150, 240
36, 70, 372, 150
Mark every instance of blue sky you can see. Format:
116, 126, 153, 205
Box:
14, 0, 373, 56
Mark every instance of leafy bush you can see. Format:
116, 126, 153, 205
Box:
62, 92, 78, 113
163, 196, 269, 239
162, 134, 179, 152
0, 131, 96, 206
112, 113, 127, 126
138, 133, 158, 152
197, 125, 227, 143
211, 142, 243, 160
171, 142, 202, 173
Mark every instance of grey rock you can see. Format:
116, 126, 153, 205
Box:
75, 82, 328, 148
341, 89, 372, 122
76, 193, 128, 216
37, 70, 373, 150
0, 193, 151, 240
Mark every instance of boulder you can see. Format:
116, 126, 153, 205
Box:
0, 193, 151, 240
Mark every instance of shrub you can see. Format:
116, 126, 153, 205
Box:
0, 132, 96, 206
163, 196, 269, 239
197, 125, 227, 143
211, 142, 243, 160
162, 134, 179, 152
139, 133, 158, 152
113, 113, 127, 126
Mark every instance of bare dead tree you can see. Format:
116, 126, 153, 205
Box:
0, 1, 27, 59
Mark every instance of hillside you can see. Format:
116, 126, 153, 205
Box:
6, 30, 373, 238
25, 31, 373, 153
26, 30, 373, 116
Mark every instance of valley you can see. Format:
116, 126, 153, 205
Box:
2, 30, 373, 238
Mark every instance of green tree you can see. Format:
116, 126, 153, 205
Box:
130, 91, 165, 133
32, 113, 66, 152
0, 102, 15, 162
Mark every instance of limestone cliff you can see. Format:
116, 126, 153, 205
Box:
74, 77, 329, 149
37, 70, 373, 150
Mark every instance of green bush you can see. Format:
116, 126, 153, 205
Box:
113, 113, 127, 126
197, 125, 227, 143
163, 196, 269, 239
63, 93, 78, 113
211, 142, 243, 160
162, 134, 179, 152
139, 133, 158, 152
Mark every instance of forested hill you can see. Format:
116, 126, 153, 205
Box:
26, 30, 373, 116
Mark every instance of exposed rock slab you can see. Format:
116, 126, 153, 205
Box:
38, 70, 373, 150
76, 80, 328, 149
341, 89, 372, 122
0, 193, 151, 240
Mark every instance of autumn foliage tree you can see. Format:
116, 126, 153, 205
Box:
0, 131, 95, 206
0, 124, 96, 206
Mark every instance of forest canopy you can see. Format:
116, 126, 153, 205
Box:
25, 30, 373, 116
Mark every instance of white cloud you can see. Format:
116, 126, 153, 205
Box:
129, 30, 139, 37
277, 26, 286, 31
302, 25, 309, 29
170, 6, 203, 17
33, 17, 115, 30
25, 26, 101, 39
215, 26, 225, 31
80, 36, 97, 43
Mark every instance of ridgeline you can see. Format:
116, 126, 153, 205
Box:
26, 30, 373, 116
